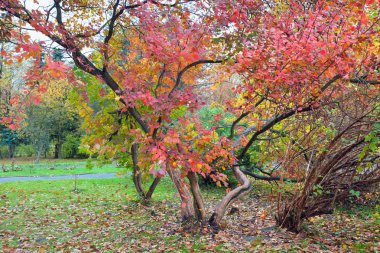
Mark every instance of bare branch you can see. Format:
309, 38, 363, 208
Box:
168, 59, 223, 97
54, 0, 63, 25
242, 169, 304, 183
349, 78, 380, 85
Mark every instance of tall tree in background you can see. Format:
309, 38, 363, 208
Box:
0, 41, 26, 158
23, 78, 80, 161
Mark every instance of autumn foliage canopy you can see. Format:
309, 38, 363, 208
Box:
1, 0, 379, 230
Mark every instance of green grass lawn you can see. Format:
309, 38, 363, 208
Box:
0, 158, 123, 177
0, 176, 179, 252
0, 177, 378, 252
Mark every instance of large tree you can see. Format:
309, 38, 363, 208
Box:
1, 0, 379, 230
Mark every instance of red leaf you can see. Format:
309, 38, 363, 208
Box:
2, 117, 12, 124
33, 95, 41, 105
8, 124, 17, 130
230, 9, 239, 23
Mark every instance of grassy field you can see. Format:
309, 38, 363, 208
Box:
0, 175, 379, 252
0, 158, 122, 177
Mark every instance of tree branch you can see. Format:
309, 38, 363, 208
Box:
54, 0, 63, 25
168, 59, 222, 97
229, 97, 265, 139
237, 75, 344, 160
349, 78, 380, 85
241, 169, 304, 183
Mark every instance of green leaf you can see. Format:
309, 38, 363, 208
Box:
349, 189, 360, 198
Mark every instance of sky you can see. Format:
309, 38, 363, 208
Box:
20, 0, 94, 57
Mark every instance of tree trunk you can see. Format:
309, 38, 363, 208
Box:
276, 205, 303, 232
8, 143, 15, 159
54, 142, 62, 159
131, 143, 160, 202
209, 166, 251, 229
167, 169, 196, 222
131, 143, 146, 198
145, 177, 161, 201
187, 171, 206, 223
275, 194, 335, 233
35, 148, 42, 163
35, 142, 46, 163
275, 166, 318, 232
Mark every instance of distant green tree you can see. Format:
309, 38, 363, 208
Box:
0, 124, 17, 158
23, 79, 80, 162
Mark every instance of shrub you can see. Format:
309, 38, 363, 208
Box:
62, 134, 82, 158
15, 144, 35, 157
0, 145, 9, 159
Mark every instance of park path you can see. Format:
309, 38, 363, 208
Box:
0, 172, 118, 183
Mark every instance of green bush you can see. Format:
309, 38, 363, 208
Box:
15, 144, 35, 157
0, 145, 9, 159
62, 134, 81, 158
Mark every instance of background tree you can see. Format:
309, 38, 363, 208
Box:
22, 78, 80, 161
0, 41, 28, 158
